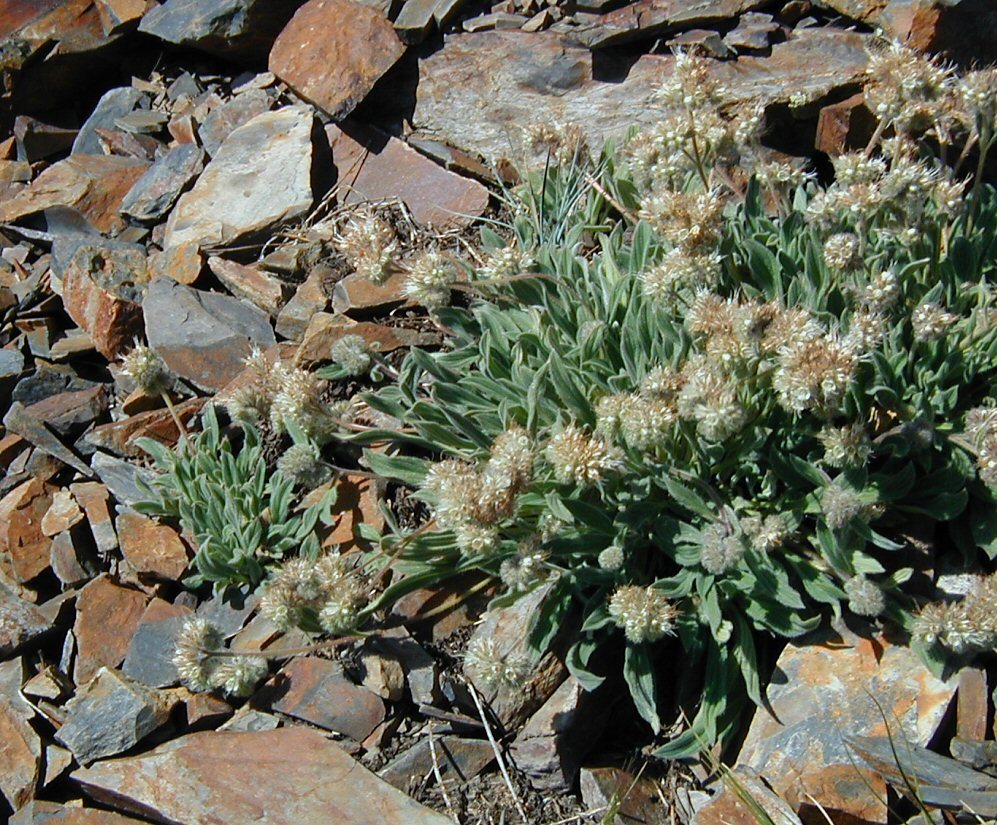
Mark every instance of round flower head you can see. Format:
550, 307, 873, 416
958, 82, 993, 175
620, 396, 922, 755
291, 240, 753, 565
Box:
545, 425, 622, 486
330, 334, 372, 376
173, 617, 223, 692
598, 545, 625, 571
912, 303, 959, 342
317, 577, 367, 635
819, 424, 872, 469
276, 442, 332, 489
608, 585, 678, 643
844, 575, 886, 617
404, 250, 458, 310
741, 513, 792, 552
820, 481, 867, 530
212, 655, 269, 698
699, 522, 746, 575
478, 244, 534, 280
499, 542, 547, 591
823, 233, 860, 271
336, 212, 397, 285
464, 636, 530, 692
121, 342, 171, 395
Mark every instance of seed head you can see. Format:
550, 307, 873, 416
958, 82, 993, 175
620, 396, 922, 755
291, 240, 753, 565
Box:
454, 521, 502, 556
545, 425, 622, 485
861, 270, 900, 312
820, 424, 872, 469
598, 544, 625, 571
525, 121, 589, 164
336, 212, 397, 285
464, 636, 530, 692
121, 342, 171, 395
823, 233, 861, 271
844, 575, 886, 617
330, 334, 372, 376
741, 513, 792, 552
699, 522, 746, 574
820, 481, 867, 530
608, 585, 678, 643
911, 303, 959, 342
270, 365, 335, 443
478, 244, 535, 280
276, 442, 331, 489
499, 542, 548, 591
773, 333, 856, 416
404, 251, 458, 310
173, 618, 223, 692
676, 356, 746, 442
212, 655, 269, 698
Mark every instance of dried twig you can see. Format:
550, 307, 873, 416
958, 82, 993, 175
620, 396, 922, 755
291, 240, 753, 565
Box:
467, 682, 529, 825
427, 725, 460, 824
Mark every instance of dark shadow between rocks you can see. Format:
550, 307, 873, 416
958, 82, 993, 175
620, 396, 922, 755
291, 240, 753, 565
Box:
591, 47, 644, 84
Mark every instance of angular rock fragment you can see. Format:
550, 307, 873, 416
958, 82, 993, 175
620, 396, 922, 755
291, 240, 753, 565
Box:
274, 268, 329, 341
84, 397, 204, 459
116, 512, 190, 582
270, 657, 385, 741
60, 240, 148, 359
55, 667, 172, 764
9, 800, 144, 824
379, 735, 494, 790
138, 0, 307, 62
0, 659, 42, 810
580, 767, 670, 825
207, 256, 293, 316
121, 598, 193, 687
72, 728, 453, 824
197, 89, 272, 157
0, 478, 55, 583
72, 575, 148, 685
269, 0, 406, 120
0, 583, 52, 657
164, 107, 320, 250
298, 314, 438, 366
692, 767, 802, 825
737, 623, 957, 823
327, 124, 489, 228
72, 87, 145, 156
143, 277, 276, 392
0, 155, 149, 235
119, 144, 204, 222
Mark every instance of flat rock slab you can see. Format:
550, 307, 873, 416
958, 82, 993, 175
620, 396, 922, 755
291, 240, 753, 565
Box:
737, 624, 956, 823
567, 0, 765, 48
121, 598, 193, 687
55, 668, 172, 765
0, 477, 55, 583
72, 727, 453, 824
0, 155, 148, 235
269, 0, 406, 120
164, 106, 317, 251
73, 575, 149, 686
138, 0, 305, 62
270, 657, 385, 741
72, 86, 145, 156
119, 143, 204, 222
10, 800, 147, 824
198, 88, 273, 157
327, 123, 489, 228
143, 277, 276, 392
410, 29, 870, 164
0, 582, 52, 657
0, 660, 42, 810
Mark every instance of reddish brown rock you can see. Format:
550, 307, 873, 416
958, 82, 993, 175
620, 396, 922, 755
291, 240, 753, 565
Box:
41, 489, 84, 537
323, 475, 384, 551
0, 583, 52, 657
9, 800, 145, 824
331, 270, 412, 317
269, 0, 407, 120
274, 268, 330, 340
579, 767, 670, 825
95, 0, 149, 35
737, 624, 956, 824
0, 660, 42, 811
72, 575, 148, 685
207, 256, 293, 316
85, 397, 204, 458
957, 667, 989, 742
70, 482, 117, 555
72, 728, 452, 824
185, 692, 232, 729
116, 512, 190, 582
0, 155, 148, 234
327, 124, 489, 228
60, 241, 148, 359
271, 657, 385, 742
149, 241, 202, 285
49, 530, 90, 586
298, 313, 438, 366
815, 93, 876, 156
0, 478, 55, 583
692, 767, 801, 825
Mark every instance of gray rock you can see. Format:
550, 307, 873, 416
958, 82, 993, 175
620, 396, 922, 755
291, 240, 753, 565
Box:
0, 660, 42, 811
55, 668, 171, 765
72, 88, 146, 156
198, 89, 272, 157
379, 735, 494, 790
119, 144, 204, 222
121, 600, 193, 688
375, 628, 441, 707
409, 29, 870, 164
164, 106, 319, 250
72, 728, 454, 824
90, 452, 158, 509
0, 582, 53, 658
138, 0, 309, 63
143, 277, 276, 392
218, 708, 281, 732
0, 348, 25, 379
195, 591, 258, 639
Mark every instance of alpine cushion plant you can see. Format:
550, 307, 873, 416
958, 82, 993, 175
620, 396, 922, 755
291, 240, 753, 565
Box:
338, 50, 997, 757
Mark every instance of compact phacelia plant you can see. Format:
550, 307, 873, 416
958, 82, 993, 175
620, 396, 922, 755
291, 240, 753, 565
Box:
326, 47, 997, 756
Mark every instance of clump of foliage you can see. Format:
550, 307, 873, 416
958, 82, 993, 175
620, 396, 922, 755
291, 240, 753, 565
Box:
331, 48, 997, 756
134, 405, 335, 590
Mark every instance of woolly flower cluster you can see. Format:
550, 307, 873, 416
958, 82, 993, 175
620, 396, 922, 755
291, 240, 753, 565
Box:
608, 585, 678, 643
641, 248, 721, 309
423, 426, 535, 555
912, 574, 997, 654
173, 617, 268, 697
499, 540, 548, 592
843, 575, 887, 617
819, 424, 872, 469
525, 121, 589, 164
464, 636, 530, 692
639, 190, 725, 254
404, 250, 458, 310
223, 349, 339, 443
545, 424, 622, 486
820, 481, 873, 530
741, 513, 793, 553
911, 303, 959, 342
330, 334, 372, 376
259, 554, 367, 635
966, 406, 997, 487
335, 211, 397, 285
772, 332, 857, 416
699, 522, 747, 575
276, 442, 331, 490
477, 244, 535, 280
596, 366, 683, 451
121, 342, 171, 395
865, 40, 953, 131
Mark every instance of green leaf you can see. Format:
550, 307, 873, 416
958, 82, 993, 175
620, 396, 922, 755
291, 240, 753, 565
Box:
362, 452, 429, 487
623, 643, 660, 733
